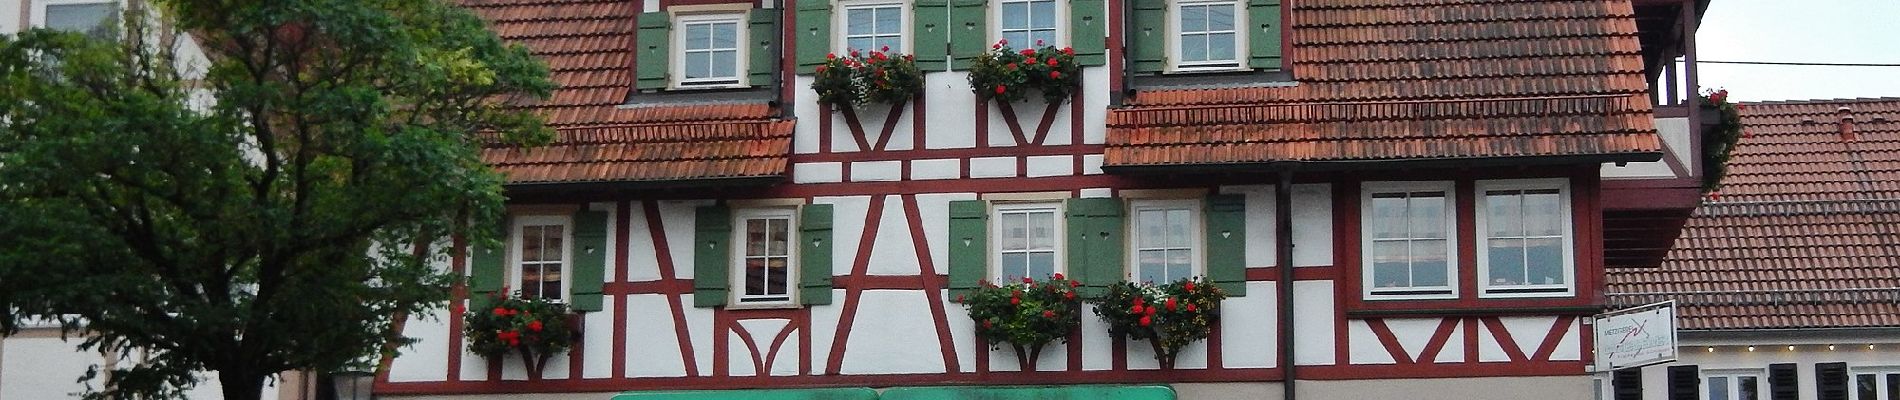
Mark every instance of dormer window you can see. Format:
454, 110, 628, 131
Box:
1171, 0, 1244, 71
841, 1, 906, 53
675, 13, 747, 88
996, 0, 1062, 47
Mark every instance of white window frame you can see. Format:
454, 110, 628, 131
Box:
1127, 199, 1203, 283
731, 208, 800, 307
1702, 370, 1765, 400
1166, 0, 1247, 72
671, 12, 749, 89
990, 202, 1065, 283
1360, 181, 1459, 300
1850, 366, 1900, 400
1474, 178, 1576, 298
31, 0, 118, 31
511, 215, 573, 302
990, 0, 1068, 49
836, 0, 911, 54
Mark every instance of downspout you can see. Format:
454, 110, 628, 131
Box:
1276, 171, 1297, 400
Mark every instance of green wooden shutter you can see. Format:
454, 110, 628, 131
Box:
1205, 194, 1246, 296
798, 204, 835, 305
749, 9, 781, 87
570, 209, 610, 312
946, 200, 988, 298
795, 0, 831, 74
1246, 0, 1282, 70
1066, 198, 1124, 297
693, 205, 732, 308
1070, 0, 1106, 66
1126, 0, 1166, 73
637, 12, 672, 90
913, 0, 950, 71
947, 0, 987, 70
470, 217, 510, 309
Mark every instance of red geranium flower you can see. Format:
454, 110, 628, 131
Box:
1064, 291, 1076, 300
1062, 47, 1074, 56
1021, 48, 1036, 56
1166, 297, 1178, 311
1138, 315, 1152, 326
1069, 280, 1079, 288
528, 320, 544, 332
1010, 296, 1021, 305
1186, 304, 1198, 312
1043, 310, 1056, 318
1023, 277, 1033, 284
995, 85, 1007, 94
493, 307, 509, 317
1185, 281, 1196, 292
1025, 57, 1037, 65
1130, 304, 1143, 314
1046, 58, 1058, 66
827, 52, 836, 59
1053, 273, 1065, 281
1049, 71, 1060, 79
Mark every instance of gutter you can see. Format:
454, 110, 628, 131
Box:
1102, 152, 1665, 176
1276, 171, 1296, 400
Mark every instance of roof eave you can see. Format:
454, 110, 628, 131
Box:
1101, 151, 1665, 175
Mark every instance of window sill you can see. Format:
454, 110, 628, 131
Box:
1344, 304, 1602, 318
1125, 68, 1292, 92
725, 301, 802, 310
1343, 293, 1595, 317
622, 85, 777, 108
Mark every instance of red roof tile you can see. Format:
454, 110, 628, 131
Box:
1105, 0, 1661, 167
1606, 98, 1900, 330
461, 0, 790, 184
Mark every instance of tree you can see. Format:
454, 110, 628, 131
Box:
0, 0, 552, 398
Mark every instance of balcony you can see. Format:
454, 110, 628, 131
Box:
1599, 0, 1712, 268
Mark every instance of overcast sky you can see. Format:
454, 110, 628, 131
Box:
1693, 0, 1900, 102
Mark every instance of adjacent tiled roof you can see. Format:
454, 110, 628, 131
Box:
1606, 98, 1900, 331
461, 0, 790, 185
1104, 0, 1662, 167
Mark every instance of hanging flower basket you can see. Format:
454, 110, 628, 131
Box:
464, 290, 575, 377
1089, 278, 1227, 369
811, 47, 925, 109
956, 274, 1083, 370
1697, 88, 1744, 193
967, 40, 1081, 104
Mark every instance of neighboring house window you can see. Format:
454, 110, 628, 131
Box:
513, 216, 571, 301
1171, 0, 1244, 71
1853, 368, 1900, 400
734, 208, 798, 305
996, 0, 1060, 48
38, 1, 117, 36
1130, 199, 1200, 283
1361, 182, 1456, 299
993, 203, 1062, 282
1476, 179, 1574, 297
841, 1, 906, 53
1705, 371, 1763, 400
675, 13, 746, 88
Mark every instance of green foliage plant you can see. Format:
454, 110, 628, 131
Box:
810, 46, 924, 109
956, 274, 1082, 369
1698, 88, 1745, 193
966, 39, 1081, 104
463, 290, 573, 377
1090, 278, 1227, 369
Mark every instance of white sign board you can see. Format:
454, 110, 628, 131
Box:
1594, 301, 1678, 371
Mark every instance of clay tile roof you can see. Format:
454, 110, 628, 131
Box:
461, 0, 790, 185
1606, 98, 1900, 331
1104, 0, 1661, 168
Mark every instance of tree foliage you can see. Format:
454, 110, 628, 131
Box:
0, 1, 551, 398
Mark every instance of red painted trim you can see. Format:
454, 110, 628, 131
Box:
976, 337, 991, 375
838, 107, 875, 151
1333, 182, 1356, 367
606, 280, 698, 295
974, 97, 990, 149
779, 0, 795, 116
825, 195, 887, 374
614, 201, 632, 378
875, 102, 904, 151
1206, 322, 1224, 368
1480, 317, 1529, 362
762, 318, 799, 375
1068, 90, 1084, 147
902, 195, 963, 373
1363, 319, 1414, 364
819, 103, 833, 154
569, 315, 586, 379
996, 101, 1031, 146
1413, 318, 1461, 363
1106, 0, 1124, 95
831, 275, 949, 290
1279, 0, 1293, 78
1111, 336, 1126, 371
730, 313, 766, 376
448, 233, 467, 382
799, 308, 813, 374
1463, 317, 1480, 363
643, 201, 702, 377
714, 310, 732, 376
1031, 101, 1061, 145
1066, 331, 1083, 372
911, 94, 927, 151
1530, 316, 1576, 362
488, 357, 502, 382
788, 145, 1107, 164
760, 176, 1136, 198
1246, 266, 1338, 281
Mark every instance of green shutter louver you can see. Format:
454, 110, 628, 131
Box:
1205, 194, 1246, 296
749, 9, 781, 87
946, 200, 988, 298
637, 12, 672, 90
1126, 0, 1167, 73
798, 204, 835, 305
1066, 198, 1124, 297
570, 209, 610, 312
693, 205, 732, 308
1069, 0, 1106, 66
794, 0, 831, 74
947, 0, 987, 70
470, 216, 510, 309
913, 0, 950, 71
1246, 0, 1282, 70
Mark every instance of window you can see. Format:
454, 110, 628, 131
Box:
675, 13, 746, 88
1362, 182, 1457, 299
1852, 368, 1900, 400
513, 216, 570, 301
996, 0, 1060, 48
992, 203, 1062, 283
1705, 371, 1762, 400
1171, 0, 1244, 70
842, 2, 906, 53
1476, 179, 1574, 297
734, 208, 797, 305
37, 1, 118, 38
1131, 200, 1200, 283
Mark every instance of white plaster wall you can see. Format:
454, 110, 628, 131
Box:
910, 159, 961, 180
865, 195, 922, 275
1, 335, 104, 399
582, 299, 615, 378
388, 309, 452, 382
1348, 320, 1398, 365
1297, 376, 1592, 400
914, 193, 976, 274
850, 160, 903, 181
1623, 339, 1900, 400
794, 74, 823, 154
1436, 324, 1467, 363
793, 162, 844, 183
1602, 117, 1689, 179
1293, 280, 1336, 365
1220, 184, 1276, 268
808, 289, 847, 374
921, 72, 978, 150
814, 195, 873, 277
1292, 183, 1333, 267
1385, 318, 1443, 362
1222, 281, 1277, 368
656, 200, 710, 280
626, 201, 663, 282
1, 0, 20, 34
624, 294, 687, 377
837, 290, 947, 375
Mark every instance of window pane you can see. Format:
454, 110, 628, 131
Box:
874, 7, 901, 35
1409, 195, 1445, 239
1885, 373, 1899, 400
543, 226, 563, 261
1181, 5, 1207, 32
712, 22, 737, 48
45, 3, 113, 33
541, 264, 563, 300
686, 24, 711, 49
1028, 251, 1056, 280
1002, 32, 1030, 49
1371, 196, 1407, 239
767, 258, 788, 295
1030, 0, 1056, 30
1371, 241, 1409, 288
848, 8, 874, 36
1139, 209, 1165, 248
1002, 213, 1027, 251
1488, 238, 1526, 286
1738, 376, 1758, 400
847, 37, 873, 52
1031, 30, 1058, 47
1411, 239, 1448, 287
874, 36, 904, 53
745, 258, 767, 295
774, 218, 793, 256
1859, 374, 1877, 400
521, 226, 544, 262
1709, 377, 1729, 400
1166, 249, 1192, 281
711, 50, 737, 78
1181, 34, 1208, 62
1138, 250, 1166, 283
746, 219, 768, 256
1001, 253, 1028, 281
1166, 209, 1191, 248
1207, 4, 1235, 30
1207, 32, 1236, 61
1525, 190, 1563, 236
1002, 2, 1028, 29
1487, 192, 1521, 237
685, 52, 711, 79
1028, 211, 1055, 250
1525, 237, 1564, 285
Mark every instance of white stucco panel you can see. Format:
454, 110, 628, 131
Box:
915, 193, 976, 274
1386, 318, 1444, 362
1081, 154, 1105, 175
1435, 323, 1467, 363
583, 301, 616, 378
387, 309, 451, 382
793, 162, 845, 184
1036, 339, 1071, 371
809, 289, 847, 374
867, 195, 922, 275
1, 336, 103, 400
1081, 67, 1109, 145
1079, 188, 1113, 198
727, 330, 758, 377
1080, 303, 1114, 371
1025, 155, 1075, 177
626, 201, 663, 282
794, 75, 822, 154
1293, 280, 1337, 365
682, 295, 716, 376
1477, 324, 1511, 362
968, 156, 1018, 178
815, 196, 873, 277
1348, 320, 1398, 365
943, 291, 978, 373
839, 290, 948, 375
658, 200, 715, 280
1550, 321, 1581, 361
1500, 316, 1557, 358
910, 159, 962, 180
1221, 281, 1277, 368
772, 335, 802, 376
923, 72, 977, 150
850, 160, 904, 182
1292, 183, 1334, 267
